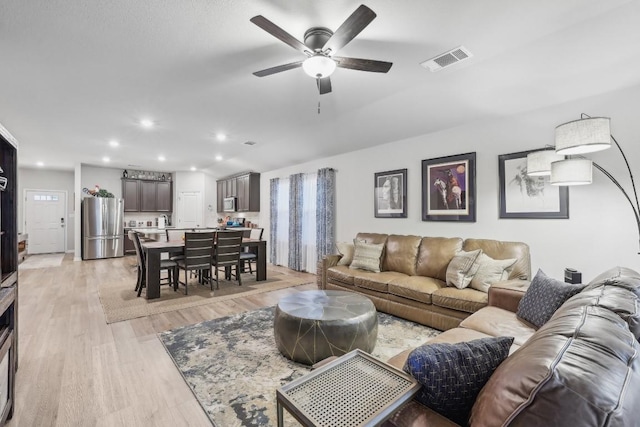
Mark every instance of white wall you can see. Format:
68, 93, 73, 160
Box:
18, 167, 75, 251
258, 84, 640, 282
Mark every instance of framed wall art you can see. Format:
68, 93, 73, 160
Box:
422, 152, 476, 222
498, 149, 569, 219
374, 168, 407, 218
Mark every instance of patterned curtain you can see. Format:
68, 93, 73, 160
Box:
269, 177, 279, 264
288, 173, 304, 271
316, 168, 336, 260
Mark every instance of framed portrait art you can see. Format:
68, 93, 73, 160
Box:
422, 152, 476, 222
498, 149, 569, 219
374, 168, 407, 218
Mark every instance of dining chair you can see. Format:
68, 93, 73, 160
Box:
175, 231, 215, 295
211, 230, 244, 289
131, 231, 178, 297
239, 228, 263, 275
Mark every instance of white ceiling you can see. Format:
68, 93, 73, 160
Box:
2, 0, 640, 179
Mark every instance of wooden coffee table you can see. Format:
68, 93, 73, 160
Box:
276, 349, 420, 427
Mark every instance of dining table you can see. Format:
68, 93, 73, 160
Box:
140, 238, 267, 299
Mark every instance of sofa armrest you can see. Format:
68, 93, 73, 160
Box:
316, 255, 342, 289
488, 280, 530, 313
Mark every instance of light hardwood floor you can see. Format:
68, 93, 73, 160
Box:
9, 254, 316, 426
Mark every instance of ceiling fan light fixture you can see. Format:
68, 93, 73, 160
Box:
302, 55, 336, 78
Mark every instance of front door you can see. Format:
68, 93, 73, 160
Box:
25, 190, 66, 254
177, 191, 202, 229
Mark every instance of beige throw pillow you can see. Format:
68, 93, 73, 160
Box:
470, 254, 518, 293
446, 249, 482, 289
349, 240, 385, 273
336, 242, 355, 266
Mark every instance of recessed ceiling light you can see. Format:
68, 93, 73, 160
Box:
109, 140, 119, 147
215, 155, 223, 161
158, 155, 166, 162
216, 133, 227, 141
190, 166, 196, 171
140, 119, 154, 129
36, 161, 44, 167
102, 157, 110, 162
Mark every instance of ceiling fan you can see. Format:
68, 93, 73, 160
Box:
250, 4, 392, 95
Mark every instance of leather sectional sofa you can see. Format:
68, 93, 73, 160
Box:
383, 266, 640, 426
317, 233, 531, 331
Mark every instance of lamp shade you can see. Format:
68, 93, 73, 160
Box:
302, 55, 337, 78
550, 158, 593, 186
526, 150, 565, 176
555, 117, 611, 155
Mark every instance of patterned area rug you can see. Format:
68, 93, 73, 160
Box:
98, 271, 310, 324
159, 306, 440, 426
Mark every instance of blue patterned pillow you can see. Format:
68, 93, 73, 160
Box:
517, 269, 585, 329
403, 336, 514, 426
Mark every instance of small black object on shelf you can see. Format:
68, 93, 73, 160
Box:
564, 268, 582, 284
123, 169, 128, 178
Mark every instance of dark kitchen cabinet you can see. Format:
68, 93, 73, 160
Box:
156, 181, 172, 212
140, 181, 157, 212
122, 179, 172, 212
216, 172, 260, 213
122, 179, 140, 212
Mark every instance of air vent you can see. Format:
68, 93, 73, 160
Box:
420, 46, 473, 72
244, 141, 257, 146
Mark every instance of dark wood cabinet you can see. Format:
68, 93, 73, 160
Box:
156, 181, 172, 212
139, 181, 157, 212
122, 179, 172, 212
0, 126, 18, 424
122, 179, 140, 212
216, 172, 260, 213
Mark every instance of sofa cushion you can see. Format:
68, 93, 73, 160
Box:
404, 336, 514, 426
463, 238, 531, 280
517, 269, 584, 328
383, 234, 422, 276
471, 299, 640, 427
432, 287, 487, 314
327, 265, 354, 286
415, 237, 463, 281
581, 266, 640, 340
335, 242, 354, 266
459, 306, 535, 346
388, 276, 445, 304
353, 271, 407, 293
350, 240, 385, 273
445, 249, 482, 289
469, 253, 517, 293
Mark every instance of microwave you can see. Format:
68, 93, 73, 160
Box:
223, 197, 237, 212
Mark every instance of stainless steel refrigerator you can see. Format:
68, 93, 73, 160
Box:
82, 197, 124, 260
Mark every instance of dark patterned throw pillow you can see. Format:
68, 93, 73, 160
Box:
517, 269, 585, 329
403, 336, 514, 426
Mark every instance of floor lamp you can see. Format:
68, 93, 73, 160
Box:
526, 114, 640, 254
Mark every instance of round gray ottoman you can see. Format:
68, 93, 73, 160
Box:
274, 290, 378, 365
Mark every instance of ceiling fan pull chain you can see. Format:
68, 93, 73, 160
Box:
317, 100, 321, 114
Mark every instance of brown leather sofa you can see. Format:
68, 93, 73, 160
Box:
383, 266, 640, 427
317, 233, 531, 331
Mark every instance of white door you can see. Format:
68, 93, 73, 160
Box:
25, 190, 66, 254
177, 191, 202, 229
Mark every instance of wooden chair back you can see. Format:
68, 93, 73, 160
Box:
214, 230, 243, 267
183, 232, 215, 270
249, 228, 264, 240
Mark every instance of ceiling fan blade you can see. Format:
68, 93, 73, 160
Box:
250, 15, 312, 55
253, 61, 303, 77
334, 56, 392, 73
317, 77, 332, 95
322, 5, 376, 54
